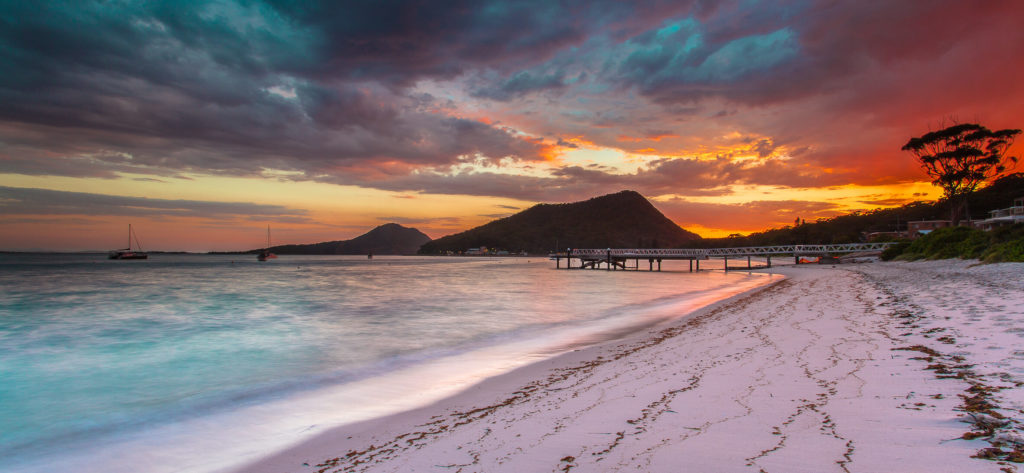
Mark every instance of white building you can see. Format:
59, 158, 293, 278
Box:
978, 197, 1024, 231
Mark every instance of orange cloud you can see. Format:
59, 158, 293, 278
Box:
616, 132, 680, 143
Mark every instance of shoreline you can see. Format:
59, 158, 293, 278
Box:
236, 270, 788, 473
234, 271, 786, 473
240, 261, 1024, 472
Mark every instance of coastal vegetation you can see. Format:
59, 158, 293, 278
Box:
695, 173, 1024, 249
881, 224, 1024, 263
901, 123, 1020, 226
877, 121, 1023, 262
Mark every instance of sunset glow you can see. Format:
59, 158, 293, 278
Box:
1, 1, 1021, 251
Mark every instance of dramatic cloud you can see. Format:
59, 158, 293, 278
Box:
1, 0, 1021, 245
327, 155, 854, 203
0, 1, 577, 180
470, 70, 570, 101
0, 186, 308, 221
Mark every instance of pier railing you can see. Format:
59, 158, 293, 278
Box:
552, 242, 895, 259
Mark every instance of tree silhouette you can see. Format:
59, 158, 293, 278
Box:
902, 123, 1020, 226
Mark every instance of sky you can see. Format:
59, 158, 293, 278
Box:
1, 0, 1022, 251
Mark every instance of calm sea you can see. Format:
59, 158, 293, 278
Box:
0, 254, 777, 472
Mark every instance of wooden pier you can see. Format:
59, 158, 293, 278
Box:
549, 242, 895, 272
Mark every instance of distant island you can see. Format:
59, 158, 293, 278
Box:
245, 223, 430, 255
419, 190, 700, 255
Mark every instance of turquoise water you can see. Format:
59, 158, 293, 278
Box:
0, 254, 775, 472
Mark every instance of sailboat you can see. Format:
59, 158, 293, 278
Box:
257, 225, 277, 261
109, 224, 148, 260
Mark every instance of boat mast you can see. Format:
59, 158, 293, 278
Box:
128, 224, 132, 250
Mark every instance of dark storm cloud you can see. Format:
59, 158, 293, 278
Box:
0, 186, 309, 221
264, 0, 704, 83
0, 85, 547, 178
613, 19, 800, 102
5, 1, 671, 178
0, 0, 765, 180
0, 0, 732, 182
471, 70, 569, 101
613, 0, 1024, 107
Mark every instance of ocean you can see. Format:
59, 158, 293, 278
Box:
0, 253, 777, 472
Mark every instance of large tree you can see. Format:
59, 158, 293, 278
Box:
902, 123, 1020, 226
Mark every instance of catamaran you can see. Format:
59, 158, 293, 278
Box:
258, 225, 277, 261
109, 224, 148, 260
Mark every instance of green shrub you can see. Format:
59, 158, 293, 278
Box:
957, 230, 990, 259
903, 226, 985, 260
990, 223, 1024, 244
982, 237, 1024, 263
873, 223, 1024, 262
881, 240, 911, 261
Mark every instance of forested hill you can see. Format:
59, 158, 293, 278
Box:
692, 173, 1024, 248
418, 190, 700, 255
262, 223, 431, 255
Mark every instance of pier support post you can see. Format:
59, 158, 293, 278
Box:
747, 256, 751, 269
795, 255, 800, 265
689, 259, 693, 272
649, 258, 654, 271
724, 256, 728, 272
767, 255, 772, 268
696, 259, 700, 271
657, 258, 662, 271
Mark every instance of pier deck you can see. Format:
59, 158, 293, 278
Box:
549, 242, 895, 271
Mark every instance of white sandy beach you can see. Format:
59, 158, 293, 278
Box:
241, 260, 1024, 472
